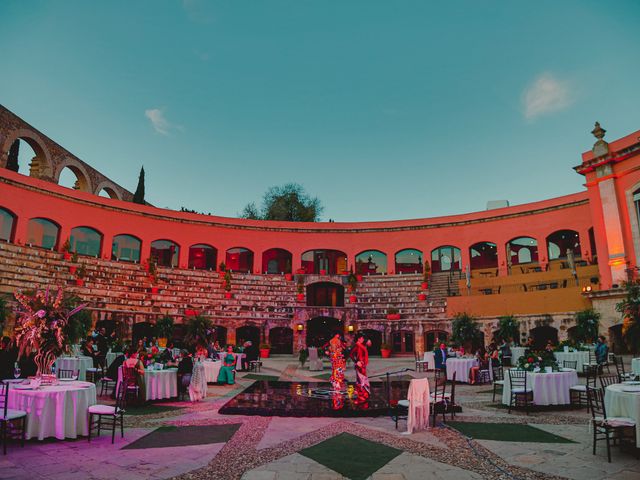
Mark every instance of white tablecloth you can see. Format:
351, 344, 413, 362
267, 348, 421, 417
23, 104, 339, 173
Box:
502, 370, 579, 406
554, 351, 590, 373
218, 352, 246, 370
106, 352, 122, 367
201, 361, 222, 383
605, 383, 640, 446
446, 358, 492, 383
631, 358, 640, 376
8, 381, 97, 440
422, 352, 435, 370
55, 356, 94, 381
117, 367, 178, 401
511, 347, 527, 363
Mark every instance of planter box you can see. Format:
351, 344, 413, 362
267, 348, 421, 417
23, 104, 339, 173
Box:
219, 271, 227, 278
319, 269, 327, 276
69, 266, 77, 274
151, 287, 158, 294
386, 314, 401, 320
184, 309, 198, 316
75, 278, 84, 287
224, 291, 232, 299
381, 349, 392, 358
349, 295, 357, 303
285, 273, 293, 281
297, 293, 305, 301
259, 349, 270, 358
421, 282, 428, 290
63, 252, 72, 260
417, 293, 427, 301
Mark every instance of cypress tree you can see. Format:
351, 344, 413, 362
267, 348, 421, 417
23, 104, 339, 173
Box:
6, 140, 19, 172
133, 166, 145, 204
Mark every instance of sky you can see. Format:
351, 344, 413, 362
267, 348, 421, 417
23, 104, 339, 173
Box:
1, 0, 639, 222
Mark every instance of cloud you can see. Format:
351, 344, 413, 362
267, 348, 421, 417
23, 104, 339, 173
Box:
145, 108, 180, 135
523, 73, 573, 120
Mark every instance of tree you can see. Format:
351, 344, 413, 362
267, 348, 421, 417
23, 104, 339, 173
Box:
184, 314, 213, 347
133, 166, 145, 204
240, 183, 323, 222
155, 315, 174, 339
451, 313, 482, 351
6, 140, 19, 172
496, 315, 519, 343
572, 309, 600, 344
616, 280, 640, 353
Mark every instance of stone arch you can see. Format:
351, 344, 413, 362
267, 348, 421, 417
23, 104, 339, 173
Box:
1, 129, 53, 178
54, 157, 93, 193
94, 180, 122, 200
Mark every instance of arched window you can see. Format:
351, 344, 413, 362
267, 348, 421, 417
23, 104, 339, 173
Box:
226, 247, 254, 273
507, 237, 538, 266
301, 249, 348, 275
547, 230, 581, 260
27, 218, 59, 250
261, 248, 292, 274
430, 246, 461, 273
189, 244, 217, 270
306, 282, 345, 307
70, 226, 102, 257
0, 207, 16, 242
355, 250, 387, 275
58, 166, 90, 192
4, 137, 47, 177
112, 234, 141, 262
151, 239, 180, 267
469, 242, 497, 270
395, 249, 423, 274
634, 189, 640, 230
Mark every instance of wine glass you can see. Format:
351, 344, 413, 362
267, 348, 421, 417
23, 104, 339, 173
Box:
13, 363, 21, 379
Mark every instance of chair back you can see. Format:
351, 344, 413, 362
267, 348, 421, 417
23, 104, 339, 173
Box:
492, 365, 504, 382
115, 376, 127, 413
598, 374, 619, 389
0, 381, 8, 419
586, 386, 606, 420
122, 366, 138, 386
448, 372, 457, 404
508, 369, 528, 390
614, 355, 626, 376
57, 369, 77, 379
432, 371, 447, 403
588, 349, 597, 365
563, 360, 577, 370
584, 364, 598, 389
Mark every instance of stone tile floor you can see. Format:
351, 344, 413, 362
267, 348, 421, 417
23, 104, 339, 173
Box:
4, 356, 639, 479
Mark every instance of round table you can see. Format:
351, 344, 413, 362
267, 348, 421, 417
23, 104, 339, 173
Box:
201, 360, 222, 383
55, 356, 94, 381
8, 381, 97, 440
422, 352, 435, 370
502, 369, 579, 406
117, 367, 178, 401
554, 351, 590, 373
605, 383, 640, 447
631, 358, 640, 377
446, 358, 478, 383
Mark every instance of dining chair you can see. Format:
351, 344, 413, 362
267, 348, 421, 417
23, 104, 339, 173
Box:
88, 378, 126, 444
0, 381, 26, 455
570, 364, 597, 410
563, 360, 578, 370
492, 365, 504, 402
599, 374, 620, 390
508, 370, 533, 414
57, 369, 77, 379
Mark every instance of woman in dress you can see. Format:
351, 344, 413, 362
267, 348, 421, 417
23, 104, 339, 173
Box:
122, 346, 146, 403
324, 333, 346, 391
217, 345, 236, 385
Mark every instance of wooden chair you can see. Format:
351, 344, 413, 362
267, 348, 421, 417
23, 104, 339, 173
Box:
570, 364, 597, 410
563, 360, 577, 370
586, 386, 636, 463
492, 365, 504, 402
508, 370, 533, 414
431, 371, 455, 426
120, 366, 140, 406
414, 352, 428, 372
599, 374, 620, 390
613, 355, 634, 381
249, 360, 262, 372
477, 358, 491, 384
0, 381, 26, 455
57, 369, 77, 379
88, 378, 126, 444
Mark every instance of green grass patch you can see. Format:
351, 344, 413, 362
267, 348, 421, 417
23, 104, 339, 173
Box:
125, 404, 184, 416
300, 433, 402, 480
312, 373, 332, 380
242, 374, 280, 381
447, 422, 575, 443
123, 424, 241, 449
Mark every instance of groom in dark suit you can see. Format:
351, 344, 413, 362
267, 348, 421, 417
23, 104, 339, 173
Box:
434, 343, 448, 371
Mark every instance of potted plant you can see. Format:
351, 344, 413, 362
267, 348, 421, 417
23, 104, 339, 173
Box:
347, 270, 358, 292
386, 308, 400, 320
417, 292, 427, 301
380, 342, 392, 358
296, 278, 305, 301
155, 315, 174, 348
223, 271, 232, 299
148, 259, 157, 280
151, 284, 159, 294
259, 343, 271, 358
76, 264, 87, 286
218, 262, 227, 278
319, 269, 327, 276
451, 312, 482, 352
61, 238, 72, 260
421, 261, 430, 289
69, 251, 78, 274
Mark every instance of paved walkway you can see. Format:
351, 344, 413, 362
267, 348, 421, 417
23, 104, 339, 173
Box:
4, 356, 639, 480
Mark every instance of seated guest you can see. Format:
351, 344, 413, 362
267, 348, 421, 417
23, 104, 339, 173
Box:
243, 341, 258, 370
82, 337, 99, 367
106, 353, 125, 398
0, 337, 16, 380
158, 343, 175, 363
217, 345, 236, 385
195, 343, 208, 361
499, 340, 512, 366
19, 349, 37, 378
469, 348, 489, 384
545, 339, 555, 352
122, 347, 146, 403
177, 350, 193, 393
434, 343, 448, 371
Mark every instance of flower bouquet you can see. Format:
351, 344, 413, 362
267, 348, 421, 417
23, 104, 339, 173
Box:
516, 350, 559, 372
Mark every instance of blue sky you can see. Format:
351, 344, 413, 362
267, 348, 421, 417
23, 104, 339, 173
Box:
1, 0, 639, 221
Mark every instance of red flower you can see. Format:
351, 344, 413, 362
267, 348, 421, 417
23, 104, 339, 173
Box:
527, 357, 534, 363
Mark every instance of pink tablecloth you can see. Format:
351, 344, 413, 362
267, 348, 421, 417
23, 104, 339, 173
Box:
8, 381, 97, 440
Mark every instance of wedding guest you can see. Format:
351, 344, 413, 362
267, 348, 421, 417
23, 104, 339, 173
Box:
545, 340, 555, 352
469, 348, 489, 384
19, 348, 37, 378
195, 343, 208, 361
243, 341, 259, 370
0, 337, 16, 379
123, 346, 145, 403
434, 343, 448, 371
82, 337, 99, 368
217, 345, 236, 385
595, 336, 609, 365
159, 342, 175, 363
177, 350, 193, 394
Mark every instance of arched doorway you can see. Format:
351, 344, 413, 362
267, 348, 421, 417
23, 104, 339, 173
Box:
395, 249, 423, 274
360, 329, 382, 356
507, 237, 538, 267
470, 242, 498, 270
236, 325, 261, 347
112, 234, 142, 263
306, 282, 345, 307
547, 230, 581, 260
392, 330, 414, 354
306, 317, 343, 348
355, 250, 387, 275
189, 244, 217, 270
27, 218, 59, 250
262, 248, 292, 274
70, 226, 102, 257
424, 330, 448, 352
608, 324, 629, 354
132, 322, 154, 345
226, 247, 254, 273
151, 239, 180, 267
301, 249, 348, 275
269, 327, 293, 354
430, 246, 461, 273
212, 325, 228, 346
530, 325, 558, 350
0, 207, 16, 242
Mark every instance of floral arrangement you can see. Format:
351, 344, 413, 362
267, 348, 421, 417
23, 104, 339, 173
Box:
14, 286, 87, 376
517, 350, 559, 372
554, 340, 589, 352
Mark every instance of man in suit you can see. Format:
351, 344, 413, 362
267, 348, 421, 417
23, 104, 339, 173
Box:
434, 343, 448, 371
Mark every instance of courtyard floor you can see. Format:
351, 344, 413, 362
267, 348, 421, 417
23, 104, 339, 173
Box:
4, 356, 640, 480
